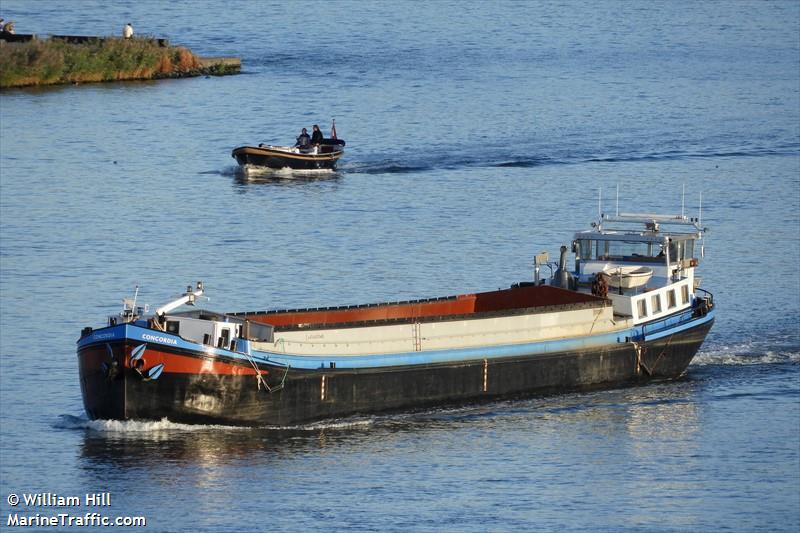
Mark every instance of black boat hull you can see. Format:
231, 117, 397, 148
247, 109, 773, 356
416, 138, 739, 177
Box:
232, 145, 343, 170
78, 316, 713, 427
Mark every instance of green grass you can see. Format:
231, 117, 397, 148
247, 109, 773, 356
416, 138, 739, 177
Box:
0, 37, 230, 88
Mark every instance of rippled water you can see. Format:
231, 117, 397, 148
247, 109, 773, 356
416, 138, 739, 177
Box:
1, 1, 798, 531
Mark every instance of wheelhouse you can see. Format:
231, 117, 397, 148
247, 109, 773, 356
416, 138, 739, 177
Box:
571, 213, 707, 324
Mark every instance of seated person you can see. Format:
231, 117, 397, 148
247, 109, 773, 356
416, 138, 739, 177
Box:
295, 128, 311, 148
311, 124, 324, 144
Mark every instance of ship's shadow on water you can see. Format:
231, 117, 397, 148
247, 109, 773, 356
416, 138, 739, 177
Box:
56, 378, 705, 471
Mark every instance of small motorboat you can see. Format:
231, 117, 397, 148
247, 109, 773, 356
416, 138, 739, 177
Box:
233, 122, 345, 172
602, 265, 653, 289
232, 139, 345, 171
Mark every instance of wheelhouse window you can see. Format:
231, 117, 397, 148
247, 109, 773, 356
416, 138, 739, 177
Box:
579, 240, 593, 260
682, 240, 695, 260
681, 285, 690, 304
577, 239, 664, 262
637, 299, 648, 318
166, 320, 180, 334
667, 239, 696, 262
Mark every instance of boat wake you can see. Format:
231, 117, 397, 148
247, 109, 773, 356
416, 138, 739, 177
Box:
54, 414, 252, 433
234, 165, 340, 182
692, 342, 800, 366
207, 166, 241, 177
54, 414, 375, 433
261, 417, 376, 431
326, 143, 800, 176
341, 160, 433, 174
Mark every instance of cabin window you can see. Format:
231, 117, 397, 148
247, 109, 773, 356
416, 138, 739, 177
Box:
579, 240, 593, 260
668, 239, 697, 261
166, 320, 180, 334
681, 285, 690, 304
581, 238, 669, 262
667, 290, 677, 308
637, 299, 648, 318
682, 240, 695, 260
667, 241, 679, 263
593, 240, 663, 261
596, 240, 610, 259
651, 294, 662, 314
218, 328, 231, 348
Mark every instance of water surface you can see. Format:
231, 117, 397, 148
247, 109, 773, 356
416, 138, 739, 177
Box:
1, 1, 798, 531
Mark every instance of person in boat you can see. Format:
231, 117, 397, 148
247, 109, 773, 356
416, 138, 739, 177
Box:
311, 124, 324, 144
295, 128, 311, 149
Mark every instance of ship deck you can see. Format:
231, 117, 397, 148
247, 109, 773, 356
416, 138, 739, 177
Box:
233, 284, 608, 331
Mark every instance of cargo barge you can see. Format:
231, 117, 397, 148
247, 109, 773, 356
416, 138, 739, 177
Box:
77, 211, 714, 426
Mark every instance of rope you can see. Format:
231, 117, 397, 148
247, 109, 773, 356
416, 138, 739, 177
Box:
632, 340, 646, 376
242, 350, 289, 393
151, 315, 166, 332
647, 334, 675, 376
632, 333, 675, 377
588, 308, 605, 334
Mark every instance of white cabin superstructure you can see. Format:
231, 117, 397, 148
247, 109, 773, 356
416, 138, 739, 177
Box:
570, 212, 707, 325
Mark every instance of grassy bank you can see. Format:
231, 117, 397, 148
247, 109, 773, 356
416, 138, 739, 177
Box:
0, 37, 237, 88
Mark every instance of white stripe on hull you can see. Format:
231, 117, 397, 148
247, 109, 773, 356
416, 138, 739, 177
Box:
254, 305, 625, 356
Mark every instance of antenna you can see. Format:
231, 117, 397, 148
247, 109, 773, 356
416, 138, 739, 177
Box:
615, 183, 619, 216
681, 183, 685, 217
699, 191, 705, 258
598, 187, 602, 218
699, 191, 702, 228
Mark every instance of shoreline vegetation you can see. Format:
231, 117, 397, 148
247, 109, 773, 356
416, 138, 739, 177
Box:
0, 36, 240, 89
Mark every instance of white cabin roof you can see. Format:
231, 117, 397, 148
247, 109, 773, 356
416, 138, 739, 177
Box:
574, 212, 705, 243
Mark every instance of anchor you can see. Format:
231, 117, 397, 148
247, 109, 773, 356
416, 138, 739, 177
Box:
128, 343, 165, 381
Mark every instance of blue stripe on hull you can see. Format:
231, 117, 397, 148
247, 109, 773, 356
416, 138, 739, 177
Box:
78, 308, 715, 371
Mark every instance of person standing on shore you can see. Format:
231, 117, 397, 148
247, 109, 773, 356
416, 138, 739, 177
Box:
123, 23, 133, 39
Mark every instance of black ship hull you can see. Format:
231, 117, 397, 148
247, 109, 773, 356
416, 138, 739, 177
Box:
78, 315, 713, 427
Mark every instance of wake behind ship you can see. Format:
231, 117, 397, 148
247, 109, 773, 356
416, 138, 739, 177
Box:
77, 211, 714, 426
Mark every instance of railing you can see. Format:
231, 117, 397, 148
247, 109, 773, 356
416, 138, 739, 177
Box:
638, 308, 696, 341
693, 287, 714, 316
695, 287, 714, 305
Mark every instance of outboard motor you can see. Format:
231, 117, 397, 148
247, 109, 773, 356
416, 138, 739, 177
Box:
553, 245, 575, 290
